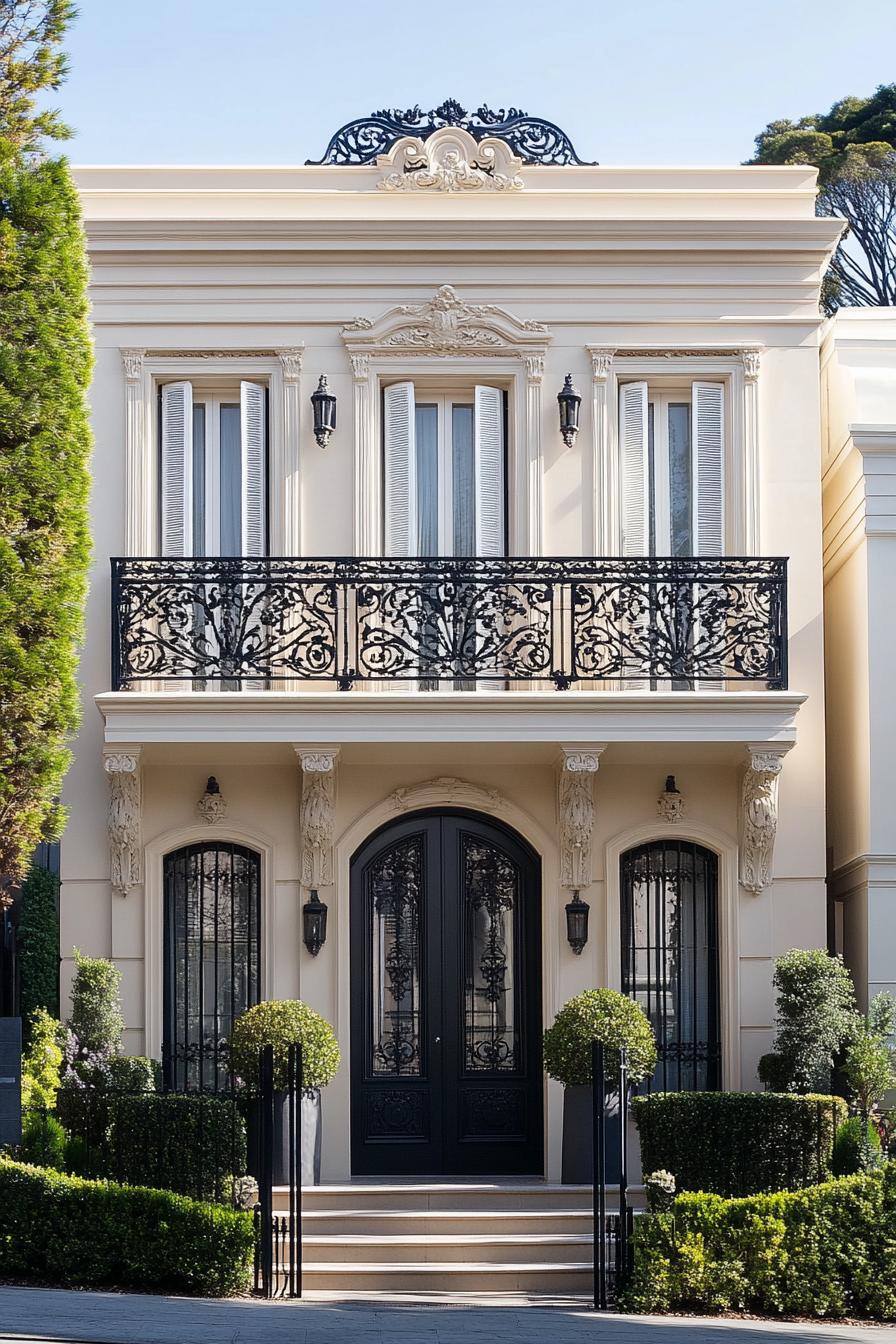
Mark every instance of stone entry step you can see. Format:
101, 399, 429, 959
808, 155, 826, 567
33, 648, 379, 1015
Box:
265, 1182, 615, 1297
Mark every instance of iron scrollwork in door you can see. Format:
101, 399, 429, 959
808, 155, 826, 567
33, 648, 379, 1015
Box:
369, 837, 423, 1076
463, 836, 520, 1072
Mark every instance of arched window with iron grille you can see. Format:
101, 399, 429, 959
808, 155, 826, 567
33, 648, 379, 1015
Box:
163, 841, 261, 1091
620, 839, 720, 1091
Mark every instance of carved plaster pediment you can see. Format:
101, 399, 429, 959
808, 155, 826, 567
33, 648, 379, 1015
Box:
342, 285, 550, 359
376, 126, 524, 194
389, 776, 506, 814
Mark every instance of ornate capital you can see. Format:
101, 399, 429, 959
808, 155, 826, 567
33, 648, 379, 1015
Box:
526, 354, 545, 385
277, 348, 304, 383
739, 744, 790, 895
103, 749, 141, 897
295, 748, 340, 774
742, 348, 762, 383
120, 349, 145, 384
377, 126, 524, 194
350, 353, 370, 383
590, 348, 616, 382
295, 747, 339, 889
558, 746, 605, 890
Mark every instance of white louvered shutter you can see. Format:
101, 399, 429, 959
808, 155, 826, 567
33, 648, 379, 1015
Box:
693, 382, 725, 556
619, 382, 649, 556
474, 386, 505, 557
384, 382, 416, 557
240, 381, 267, 557
161, 381, 193, 556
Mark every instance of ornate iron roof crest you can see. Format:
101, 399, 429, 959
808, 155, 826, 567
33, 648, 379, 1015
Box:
307, 100, 595, 167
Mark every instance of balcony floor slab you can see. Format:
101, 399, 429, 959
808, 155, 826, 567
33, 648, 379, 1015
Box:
96, 690, 806, 753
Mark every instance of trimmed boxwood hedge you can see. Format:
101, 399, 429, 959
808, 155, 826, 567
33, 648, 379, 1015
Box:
0, 1159, 254, 1296
633, 1091, 848, 1196
58, 1091, 246, 1203
621, 1164, 896, 1318
105, 1093, 247, 1201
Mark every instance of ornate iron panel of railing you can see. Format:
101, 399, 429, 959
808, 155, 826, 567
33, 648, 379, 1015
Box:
110, 556, 788, 692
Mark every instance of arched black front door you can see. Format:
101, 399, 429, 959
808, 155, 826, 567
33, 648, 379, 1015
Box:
350, 810, 543, 1177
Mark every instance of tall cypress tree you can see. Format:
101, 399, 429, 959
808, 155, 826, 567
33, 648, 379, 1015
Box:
0, 1, 92, 887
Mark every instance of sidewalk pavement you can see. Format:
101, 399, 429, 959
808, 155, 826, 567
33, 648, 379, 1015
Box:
0, 1287, 891, 1344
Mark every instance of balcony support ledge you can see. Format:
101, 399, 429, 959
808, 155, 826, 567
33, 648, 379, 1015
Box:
95, 689, 806, 749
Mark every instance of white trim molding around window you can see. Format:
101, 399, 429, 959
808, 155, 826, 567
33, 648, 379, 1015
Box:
120, 347, 304, 557
587, 347, 762, 557
341, 288, 550, 556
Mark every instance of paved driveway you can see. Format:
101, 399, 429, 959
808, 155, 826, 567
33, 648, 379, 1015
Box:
0, 1288, 890, 1344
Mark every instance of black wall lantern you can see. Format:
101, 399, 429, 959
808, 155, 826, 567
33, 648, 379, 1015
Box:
557, 373, 581, 448
310, 374, 337, 447
302, 889, 328, 956
565, 890, 590, 955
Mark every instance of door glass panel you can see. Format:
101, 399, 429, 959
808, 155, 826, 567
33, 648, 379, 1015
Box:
219, 403, 241, 555
415, 404, 439, 554
164, 842, 260, 1092
192, 405, 206, 556
647, 401, 656, 556
452, 403, 475, 557
370, 836, 424, 1076
668, 403, 692, 556
620, 840, 720, 1092
463, 834, 519, 1072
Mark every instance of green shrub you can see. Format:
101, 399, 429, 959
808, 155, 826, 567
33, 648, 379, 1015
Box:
758, 949, 857, 1094
633, 1091, 848, 1196
542, 989, 656, 1088
17, 865, 59, 1025
0, 1158, 253, 1296
20, 1008, 62, 1110
231, 1000, 340, 1091
107, 1054, 160, 1092
67, 950, 124, 1056
104, 1093, 246, 1202
19, 1112, 65, 1170
843, 993, 896, 1117
832, 1116, 883, 1176
55, 1089, 245, 1201
621, 1165, 896, 1318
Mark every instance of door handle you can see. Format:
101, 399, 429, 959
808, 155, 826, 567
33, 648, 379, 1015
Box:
434, 1036, 441, 1044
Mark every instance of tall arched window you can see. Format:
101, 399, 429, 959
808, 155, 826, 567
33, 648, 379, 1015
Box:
620, 840, 720, 1091
163, 842, 261, 1091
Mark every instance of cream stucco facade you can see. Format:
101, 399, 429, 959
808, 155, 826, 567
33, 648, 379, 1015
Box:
822, 308, 896, 1014
63, 120, 843, 1181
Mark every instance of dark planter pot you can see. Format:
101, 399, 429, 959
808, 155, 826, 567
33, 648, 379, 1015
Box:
561, 1083, 622, 1185
247, 1089, 322, 1186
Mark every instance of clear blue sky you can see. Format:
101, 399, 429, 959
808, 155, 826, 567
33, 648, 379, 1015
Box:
62, 0, 890, 165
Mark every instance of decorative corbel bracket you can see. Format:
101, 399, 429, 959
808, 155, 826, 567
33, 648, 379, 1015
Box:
558, 746, 606, 890
739, 744, 791, 894
295, 746, 340, 891
103, 748, 142, 897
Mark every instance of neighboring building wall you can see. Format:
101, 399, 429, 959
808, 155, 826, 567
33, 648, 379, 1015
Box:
822, 309, 896, 1010
61, 159, 839, 1177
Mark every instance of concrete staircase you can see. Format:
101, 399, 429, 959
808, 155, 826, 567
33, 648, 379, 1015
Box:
273, 1183, 598, 1298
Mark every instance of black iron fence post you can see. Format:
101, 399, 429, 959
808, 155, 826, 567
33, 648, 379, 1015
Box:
618, 1046, 629, 1286
258, 1043, 274, 1299
592, 1039, 607, 1310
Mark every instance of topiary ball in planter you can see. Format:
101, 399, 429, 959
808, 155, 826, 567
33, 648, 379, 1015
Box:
230, 1000, 340, 1092
543, 989, 656, 1185
231, 1000, 340, 1186
543, 989, 656, 1089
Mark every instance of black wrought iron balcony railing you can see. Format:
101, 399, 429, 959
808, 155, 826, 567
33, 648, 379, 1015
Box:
110, 555, 788, 692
